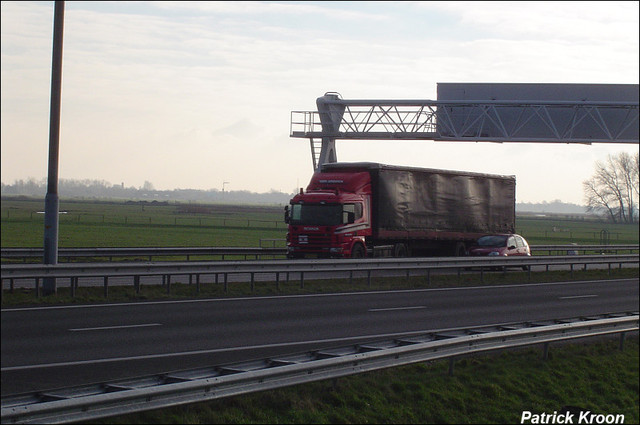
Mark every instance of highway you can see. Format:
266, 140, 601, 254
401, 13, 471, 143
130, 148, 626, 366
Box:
1, 277, 638, 397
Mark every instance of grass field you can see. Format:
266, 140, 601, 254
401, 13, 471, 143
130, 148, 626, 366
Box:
2, 198, 638, 248
1, 198, 287, 248
515, 216, 639, 245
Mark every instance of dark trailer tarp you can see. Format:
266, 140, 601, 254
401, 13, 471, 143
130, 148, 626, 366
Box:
371, 164, 515, 235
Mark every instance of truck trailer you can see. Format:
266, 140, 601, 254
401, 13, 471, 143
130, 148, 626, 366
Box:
285, 162, 516, 258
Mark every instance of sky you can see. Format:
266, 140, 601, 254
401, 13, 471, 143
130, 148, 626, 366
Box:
1, 1, 638, 204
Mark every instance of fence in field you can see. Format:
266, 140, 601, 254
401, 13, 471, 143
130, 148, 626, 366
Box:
4, 209, 639, 242
3, 210, 288, 229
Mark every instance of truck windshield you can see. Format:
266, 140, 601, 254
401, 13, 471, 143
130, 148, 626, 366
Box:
289, 204, 343, 226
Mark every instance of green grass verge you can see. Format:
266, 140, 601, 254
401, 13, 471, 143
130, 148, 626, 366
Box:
89, 336, 639, 424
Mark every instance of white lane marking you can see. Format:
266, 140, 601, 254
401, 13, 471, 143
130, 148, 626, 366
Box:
369, 306, 427, 312
69, 323, 162, 332
558, 295, 598, 300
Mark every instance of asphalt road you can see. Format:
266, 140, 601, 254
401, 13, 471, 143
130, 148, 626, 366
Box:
1, 277, 638, 396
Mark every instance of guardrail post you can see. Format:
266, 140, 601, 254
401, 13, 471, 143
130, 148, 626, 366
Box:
195, 274, 200, 295
35, 278, 40, 298
250, 272, 255, 292
70, 277, 76, 298
103, 276, 108, 298
300, 272, 304, 289
543, 342, 550, 360
276, 272, 280, 291
134, 275, 140, 294
224, 273, 228, 292
448, 357, 455, 376
367, 270, 372, 288
619, 332, 626, 351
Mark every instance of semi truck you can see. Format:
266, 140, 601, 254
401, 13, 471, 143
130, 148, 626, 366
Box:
285, 162, 516, 258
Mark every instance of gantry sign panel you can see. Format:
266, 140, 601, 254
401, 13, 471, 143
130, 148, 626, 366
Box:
436, 83, 639, 143
290, 83, 639, 170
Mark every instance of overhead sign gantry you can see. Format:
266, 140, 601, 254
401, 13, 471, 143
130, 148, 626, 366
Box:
290, 83, 639, 170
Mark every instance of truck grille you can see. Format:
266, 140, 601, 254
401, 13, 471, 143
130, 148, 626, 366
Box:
297, 233, 332, 248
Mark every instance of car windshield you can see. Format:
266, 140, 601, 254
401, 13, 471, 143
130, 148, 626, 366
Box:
289, 204, 343, 226
476, 235, 508, 247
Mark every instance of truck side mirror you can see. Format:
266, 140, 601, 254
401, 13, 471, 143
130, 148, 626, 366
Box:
284, 206, 290, 224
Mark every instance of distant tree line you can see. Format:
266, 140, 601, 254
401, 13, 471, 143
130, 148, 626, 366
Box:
1, 178, 295, 205
515, 200, 586, 215
583, 151, 639, 224
4, 171, 638, 222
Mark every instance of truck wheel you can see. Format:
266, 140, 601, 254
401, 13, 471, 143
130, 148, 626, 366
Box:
351, 243, 366, 258
393, 243, 408, 257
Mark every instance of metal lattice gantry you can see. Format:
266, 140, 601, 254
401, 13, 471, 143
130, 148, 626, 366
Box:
290, 88, 639, 170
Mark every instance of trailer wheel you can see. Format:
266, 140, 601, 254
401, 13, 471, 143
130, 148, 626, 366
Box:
393, 243, 408, 257
351, 243, 366, 258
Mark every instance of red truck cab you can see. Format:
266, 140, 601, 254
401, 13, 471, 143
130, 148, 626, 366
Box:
285, 171, 372, 258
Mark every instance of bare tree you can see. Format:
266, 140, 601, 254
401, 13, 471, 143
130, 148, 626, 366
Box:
583, 151, 639, 223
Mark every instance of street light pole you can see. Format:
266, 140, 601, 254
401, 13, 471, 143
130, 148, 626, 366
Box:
43, 1, 65, 295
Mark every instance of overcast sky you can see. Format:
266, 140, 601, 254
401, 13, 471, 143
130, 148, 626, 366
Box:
1, 1, 638, 204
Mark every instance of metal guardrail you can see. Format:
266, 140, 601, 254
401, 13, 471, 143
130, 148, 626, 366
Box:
532, 244, 639, 255
1, 245, 637, 262
1, 312, 637, 424
1, 254, 637, 298
1, 254, 638, 280
0, 247, 285, 262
